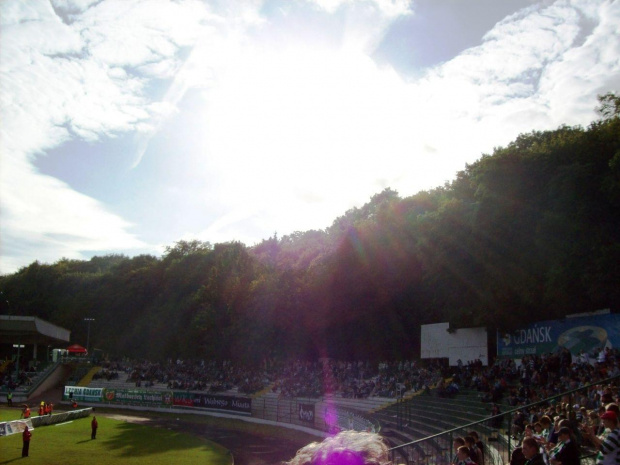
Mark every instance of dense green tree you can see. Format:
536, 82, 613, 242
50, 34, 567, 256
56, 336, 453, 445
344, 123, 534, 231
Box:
1, 95, 619, 362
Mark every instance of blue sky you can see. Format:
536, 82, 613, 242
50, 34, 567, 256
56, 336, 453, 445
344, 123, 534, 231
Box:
1, 0, 619, 274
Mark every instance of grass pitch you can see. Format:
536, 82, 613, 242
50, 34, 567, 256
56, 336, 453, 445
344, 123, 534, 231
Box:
0, 408, 231, 465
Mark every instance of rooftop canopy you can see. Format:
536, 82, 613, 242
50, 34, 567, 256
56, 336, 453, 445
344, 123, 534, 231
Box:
67, 344, 86, 353
0, 315, 70, 346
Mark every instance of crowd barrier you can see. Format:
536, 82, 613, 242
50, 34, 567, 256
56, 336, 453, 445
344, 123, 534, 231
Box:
0, 408, 91, 437
0, 418, 34, 437
31, 408, 92, 427
62, 386, 250, 414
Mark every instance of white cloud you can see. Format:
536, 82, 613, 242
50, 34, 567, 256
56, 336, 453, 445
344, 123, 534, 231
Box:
0, 152, 146, 272
308, 0, 412, 18
537, 0, 620, 122
77, 0, 208, 69
51, 0, 101, 16
410, 0, 620, 161
1, 0, 619, 273
0, 0, 200, 272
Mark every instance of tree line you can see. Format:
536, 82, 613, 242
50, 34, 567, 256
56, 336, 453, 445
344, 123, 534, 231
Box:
1, 94, 619, 363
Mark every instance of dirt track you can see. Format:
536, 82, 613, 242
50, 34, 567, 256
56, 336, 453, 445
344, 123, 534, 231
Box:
102, 413, 310, 465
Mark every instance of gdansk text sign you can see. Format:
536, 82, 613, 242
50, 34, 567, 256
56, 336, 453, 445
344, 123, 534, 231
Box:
497, 313, 620, 359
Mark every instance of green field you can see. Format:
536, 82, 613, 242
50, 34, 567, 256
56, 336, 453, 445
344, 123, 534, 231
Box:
0, 408, 231, 465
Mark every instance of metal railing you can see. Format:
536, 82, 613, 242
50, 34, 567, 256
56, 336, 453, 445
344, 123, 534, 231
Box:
0, 361, 59, 394
389, 374, 620, 465
24, 361, 61, 395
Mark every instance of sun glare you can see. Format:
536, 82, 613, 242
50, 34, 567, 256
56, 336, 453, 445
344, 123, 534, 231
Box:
198, 42, 426, 235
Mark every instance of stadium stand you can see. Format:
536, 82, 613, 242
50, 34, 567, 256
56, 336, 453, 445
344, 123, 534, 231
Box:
49, 345, 617, 465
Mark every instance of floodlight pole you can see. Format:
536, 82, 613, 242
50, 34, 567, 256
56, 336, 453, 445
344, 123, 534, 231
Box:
84, 318, 95, 354
13, 343, 25, 380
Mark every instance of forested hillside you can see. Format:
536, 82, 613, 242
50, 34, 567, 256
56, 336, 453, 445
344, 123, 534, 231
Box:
1, 95, 619, 362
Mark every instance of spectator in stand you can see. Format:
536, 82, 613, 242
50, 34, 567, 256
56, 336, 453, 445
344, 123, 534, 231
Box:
465, 436, 482, 465
523, 425, 535, 439
511, 444, 526, 465
452, 437, 466, 464
589, 410, 605, 436
549, 416, 567, 446
513, 410, 526, 439
540, 416, 554, 442
469, 431, 485, 465
522, 437, 545, 465
606, 404, 620, 417
456, 446, 477, 465
490, 404, 503, 429
534, 422, 544, 439
583, 410, 620, 465
548, 427, 580, 465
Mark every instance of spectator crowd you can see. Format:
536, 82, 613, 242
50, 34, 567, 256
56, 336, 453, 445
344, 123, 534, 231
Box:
91, 357, 447, 399
81, 345, 620, 410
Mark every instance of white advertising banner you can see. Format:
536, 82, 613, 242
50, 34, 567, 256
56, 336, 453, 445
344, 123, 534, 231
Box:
63, 386, 104, 402
0, 418, 34, 437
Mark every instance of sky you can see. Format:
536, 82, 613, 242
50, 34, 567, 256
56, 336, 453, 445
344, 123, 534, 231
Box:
1, 0, 619, 274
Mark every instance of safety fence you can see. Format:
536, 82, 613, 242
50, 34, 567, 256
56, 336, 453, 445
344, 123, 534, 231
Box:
62, 386, 379, 434
31, 407, 92, 427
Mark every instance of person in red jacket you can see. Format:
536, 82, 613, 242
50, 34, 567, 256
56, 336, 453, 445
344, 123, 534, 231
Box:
22, 426, 32, 457
91, 416, 98, 440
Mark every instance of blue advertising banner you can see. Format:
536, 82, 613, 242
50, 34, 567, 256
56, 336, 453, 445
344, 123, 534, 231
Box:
497, 313, 620, 359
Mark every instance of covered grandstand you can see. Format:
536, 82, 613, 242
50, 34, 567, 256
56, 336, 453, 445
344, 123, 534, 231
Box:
1, 315, 71, 402
0, 314, 70, 361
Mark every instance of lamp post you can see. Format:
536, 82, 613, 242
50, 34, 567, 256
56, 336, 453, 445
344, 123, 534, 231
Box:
13, 343, 25, 380
84, 318, 95, 354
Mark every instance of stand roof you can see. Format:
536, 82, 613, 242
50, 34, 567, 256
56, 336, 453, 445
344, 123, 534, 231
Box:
0, 315, 71, 346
